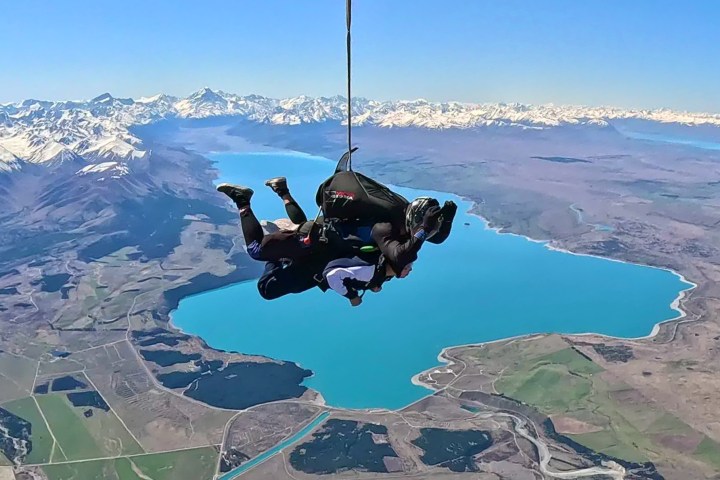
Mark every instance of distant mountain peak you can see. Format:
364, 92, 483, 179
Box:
19, 99, 49, 108
136, 93, 171, 104
91, 93, 114, 103
189, 87, 224, 101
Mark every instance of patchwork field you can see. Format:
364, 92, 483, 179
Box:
42, 447, 219, 480
36, 393, 143, 462
478, 336, 720, 473
0, 355, 36, 403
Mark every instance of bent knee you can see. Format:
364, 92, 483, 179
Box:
257, 278, 283, 300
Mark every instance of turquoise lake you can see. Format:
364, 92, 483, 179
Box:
172, 151, 693, 410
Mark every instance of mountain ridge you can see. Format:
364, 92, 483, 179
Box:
2, 88, 720, 169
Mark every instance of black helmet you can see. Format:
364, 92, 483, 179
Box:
405, 196, 441, 236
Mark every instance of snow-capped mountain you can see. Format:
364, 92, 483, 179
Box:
2, 88, 720, 171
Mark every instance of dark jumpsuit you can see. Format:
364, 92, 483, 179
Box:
239, 199, 331, 300
239, 196, 455, 300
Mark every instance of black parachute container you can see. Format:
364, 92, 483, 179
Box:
316, 150, 409, 226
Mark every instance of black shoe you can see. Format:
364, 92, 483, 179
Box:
265, 177, 289, 196
217, 183, 254, 209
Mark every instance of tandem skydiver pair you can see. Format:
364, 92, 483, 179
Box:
217, 167, 457, 306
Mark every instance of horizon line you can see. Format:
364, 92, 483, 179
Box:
3, 87, 720, 117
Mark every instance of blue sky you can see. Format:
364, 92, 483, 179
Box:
1, 0, 718, 111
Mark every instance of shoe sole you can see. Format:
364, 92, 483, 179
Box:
264, 178, 287, 190
216, 183, 254, 195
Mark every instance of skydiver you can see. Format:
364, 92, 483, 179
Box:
217, 176, 458, 302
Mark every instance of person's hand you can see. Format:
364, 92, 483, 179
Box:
350, 296, 363, 307
422, 206, 442, 232
441, 200, 458, 222
371, 286, 382, 292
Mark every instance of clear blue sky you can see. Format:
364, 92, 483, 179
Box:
1, 0, 718, 111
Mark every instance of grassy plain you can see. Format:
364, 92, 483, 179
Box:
0, 354, 36, 402
36, 393, 142, 461
123, 447, 218, 480
42, 447, 218, 480
483, 338, 716, 470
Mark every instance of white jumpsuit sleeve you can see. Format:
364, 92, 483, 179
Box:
325, 265, 375, 297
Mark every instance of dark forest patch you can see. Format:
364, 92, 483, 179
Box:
290, 419, 399, 474
140, 349, 201, 367
66, 391, 110, 412
51, 376, 88, 392
31, 273, 71, 293
156, 360, 311, 410
0, 407, 31, 465
411, 428, 492, 472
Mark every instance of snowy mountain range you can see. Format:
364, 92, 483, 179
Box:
2, 87, 720, 170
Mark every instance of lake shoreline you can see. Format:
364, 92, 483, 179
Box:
409, 198, 697, 403
467, 202, 696, 339
168, 144, 696, 413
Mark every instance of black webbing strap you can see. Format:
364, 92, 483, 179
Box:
346, 0, 353, 171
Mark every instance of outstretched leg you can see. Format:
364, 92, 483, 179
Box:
217, 183, 264, 259
266, 177, 308, 224
218, 182, 315, 262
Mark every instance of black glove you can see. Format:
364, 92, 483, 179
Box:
441, 200, 458, 222
344, 287, 359, 300
422, 206, 442, 232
